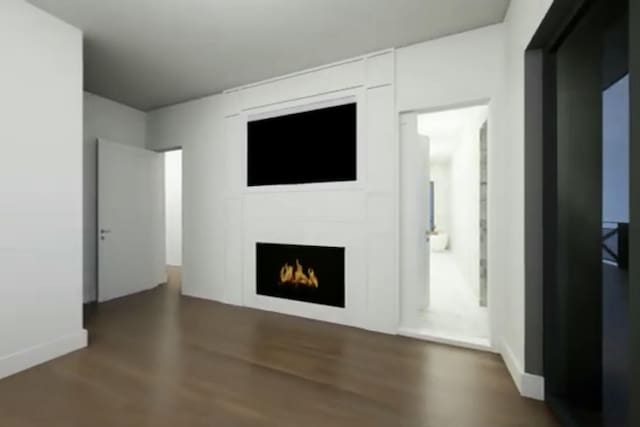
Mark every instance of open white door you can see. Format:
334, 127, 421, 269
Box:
98, 139, 165, 302
399, 113, 430, 329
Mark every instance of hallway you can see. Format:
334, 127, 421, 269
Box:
424, 251, 490, 345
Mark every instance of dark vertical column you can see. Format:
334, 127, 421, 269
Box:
524, 49, 545, 376
541, 52, 559, 398
555, 9, 603, 408
628, 1, 640, 425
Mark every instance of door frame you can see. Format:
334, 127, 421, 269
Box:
526, 0, 638, 424
398, 111, 431, 331
397, 98, 495, 350
629, 1, 640, 424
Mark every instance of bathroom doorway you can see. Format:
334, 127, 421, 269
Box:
399, 104, 491, 350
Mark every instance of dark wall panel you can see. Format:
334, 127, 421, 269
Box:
554, 9, 603, 406
524, 49, 545, 376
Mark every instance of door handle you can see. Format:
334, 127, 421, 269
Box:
100, 229, 111, 234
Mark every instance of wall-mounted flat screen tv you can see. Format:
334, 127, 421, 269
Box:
247, 102, 357, 186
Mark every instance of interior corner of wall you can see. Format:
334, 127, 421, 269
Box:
500, 338, 545, 401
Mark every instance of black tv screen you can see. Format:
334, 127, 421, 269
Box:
247, 102, 357, 186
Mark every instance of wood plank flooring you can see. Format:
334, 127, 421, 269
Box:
0, 269, 558, 426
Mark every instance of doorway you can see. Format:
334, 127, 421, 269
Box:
164, 149, 183, 293
96, 141, 182, 302
97, 139, 166, 302
399, 104, 491, 350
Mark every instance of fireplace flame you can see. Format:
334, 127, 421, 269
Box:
279, 259, 319, 288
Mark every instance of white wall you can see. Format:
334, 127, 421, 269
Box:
83, 92, 147, 302
397, 24, 506, 350
147, 25, 510, 340
148, 52, 398, 333
148, 96, 227, 301
397, 22, 550, 398
396, 25, 505, 113
500, 0, 553, 399
146, 17, 549, 398
165, 150, 183, 266
0, 0, 86, 379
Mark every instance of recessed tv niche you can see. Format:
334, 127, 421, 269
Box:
247, 102, 357, 186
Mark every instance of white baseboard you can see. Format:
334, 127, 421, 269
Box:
0, 330, 88, 380
500, 340, 545, 400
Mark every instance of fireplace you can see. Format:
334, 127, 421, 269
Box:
256, 242, 345, 308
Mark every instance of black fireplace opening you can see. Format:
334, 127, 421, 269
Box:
256, 242, 345, 308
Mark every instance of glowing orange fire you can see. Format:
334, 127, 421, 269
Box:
279, 259, 319, 288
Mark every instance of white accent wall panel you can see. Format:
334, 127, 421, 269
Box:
239, 59, 366, 110
148, 51, 398, 333
366, 52, 394, 88
366, 86, 396, 193
177, 98, 227, 301
224, 198, 244, 305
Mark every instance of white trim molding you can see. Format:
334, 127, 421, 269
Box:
0, 330, 88, 380
501, 340, 545, 401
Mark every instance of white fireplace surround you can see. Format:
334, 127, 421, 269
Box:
239, 83, 390, 327
217, 51, 398, 333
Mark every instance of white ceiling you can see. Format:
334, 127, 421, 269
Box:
418, 105, 488, 163
28, 0, 510, 111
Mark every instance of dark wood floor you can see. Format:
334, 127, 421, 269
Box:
0, 269, 558, 426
